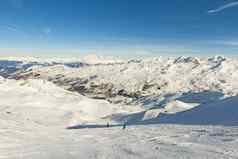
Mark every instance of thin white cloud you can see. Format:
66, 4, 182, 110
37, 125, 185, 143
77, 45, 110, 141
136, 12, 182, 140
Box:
223, 41, 238, 46
5, 25, 31, 38
5, 25, 53, 39
208, 1, 238, 13
42, 27, 52, 35
214, 40, 238, 46
6, 26, 19, 32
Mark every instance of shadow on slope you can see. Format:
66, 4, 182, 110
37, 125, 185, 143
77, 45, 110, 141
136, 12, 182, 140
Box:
177, 91, 224, 104
155, 96, 238, 126
67, 124, 123, 129
67, 96, 238, 129
113, 94, 238, 126
132, 91, 224, 109
66, 111, 147, 129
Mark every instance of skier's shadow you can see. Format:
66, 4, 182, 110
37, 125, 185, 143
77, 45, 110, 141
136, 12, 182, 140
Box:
66, 124, 123, 129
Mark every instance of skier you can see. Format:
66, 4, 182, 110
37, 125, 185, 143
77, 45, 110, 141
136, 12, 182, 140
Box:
106, 122, 109, 128
122, 122, 126, 130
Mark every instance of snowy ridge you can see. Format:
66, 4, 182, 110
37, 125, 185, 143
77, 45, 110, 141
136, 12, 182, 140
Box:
0, 78, 142, 126
1, 55, 238, 125
0, 54, 125, 64
1, 55, 238, 124
157, 96, 238, 126
1, 56, 238, 158
8, 56, 236, 108
1, 56, 238, 112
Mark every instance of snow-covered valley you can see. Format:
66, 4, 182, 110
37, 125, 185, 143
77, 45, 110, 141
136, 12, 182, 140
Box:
0, 55, 238, 159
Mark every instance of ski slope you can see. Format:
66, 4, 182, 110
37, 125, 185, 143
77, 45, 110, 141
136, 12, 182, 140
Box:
158, 96, 238, 126
1, 55, 238, 158
0, 77, 238, 159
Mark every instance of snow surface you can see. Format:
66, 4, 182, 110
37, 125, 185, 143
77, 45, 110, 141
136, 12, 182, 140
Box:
1, 55, 238, 158
158, 96, 238, 126
0, 78, 142, 126
0, 77, 238, 159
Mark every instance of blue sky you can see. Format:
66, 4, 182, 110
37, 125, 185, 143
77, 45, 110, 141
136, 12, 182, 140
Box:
0, 0, 238, 57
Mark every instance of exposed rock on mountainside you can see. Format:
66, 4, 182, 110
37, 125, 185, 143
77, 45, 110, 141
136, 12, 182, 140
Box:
1, 56, 238, 108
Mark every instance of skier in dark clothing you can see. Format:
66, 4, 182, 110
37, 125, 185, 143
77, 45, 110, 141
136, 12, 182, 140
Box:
106, 122, 110, 128
122, 123, 126, 130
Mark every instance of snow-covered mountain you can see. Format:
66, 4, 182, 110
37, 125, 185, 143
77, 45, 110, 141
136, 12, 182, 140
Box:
1, 55, 238, 122
0, 78, 141, 126
1, 55, 238, 158
2, 56, 237, 108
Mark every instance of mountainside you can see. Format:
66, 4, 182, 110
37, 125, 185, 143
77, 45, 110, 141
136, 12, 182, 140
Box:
1, 55, 238, 119
0, 78, 142, 127
1, 56, 237, 108
1, 55, 238, 159
158, 96, 238, 126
